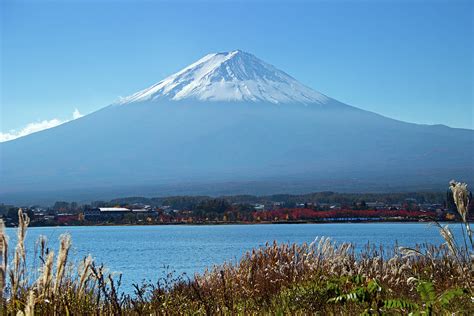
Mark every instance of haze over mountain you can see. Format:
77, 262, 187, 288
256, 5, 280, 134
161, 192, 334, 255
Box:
1, 50, 473, 204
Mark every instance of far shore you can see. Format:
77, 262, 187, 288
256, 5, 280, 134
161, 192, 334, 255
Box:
5, 218, 465, 229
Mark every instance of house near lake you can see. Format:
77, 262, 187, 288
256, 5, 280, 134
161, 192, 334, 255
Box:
84, 207, 156, 221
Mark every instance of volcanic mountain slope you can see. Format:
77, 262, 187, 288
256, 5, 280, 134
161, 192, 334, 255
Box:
1, 50, 473, 203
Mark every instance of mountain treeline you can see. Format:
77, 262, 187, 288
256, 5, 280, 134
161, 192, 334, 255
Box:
108, 191, 449, 209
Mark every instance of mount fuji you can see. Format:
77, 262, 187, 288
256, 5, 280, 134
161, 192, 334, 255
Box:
1, 50, 473, 203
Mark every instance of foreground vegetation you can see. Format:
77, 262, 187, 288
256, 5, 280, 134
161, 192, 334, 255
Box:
0, 182, 473, 314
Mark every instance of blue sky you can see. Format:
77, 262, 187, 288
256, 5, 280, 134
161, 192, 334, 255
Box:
1, 0, 472, 138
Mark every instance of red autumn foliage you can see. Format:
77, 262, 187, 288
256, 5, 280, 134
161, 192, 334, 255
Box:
253, 208, 437, 221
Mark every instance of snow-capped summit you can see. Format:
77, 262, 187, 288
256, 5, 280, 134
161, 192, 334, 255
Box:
120, 50, 330, 104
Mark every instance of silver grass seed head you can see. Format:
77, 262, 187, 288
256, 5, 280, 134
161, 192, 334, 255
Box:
449, 180, 470, 221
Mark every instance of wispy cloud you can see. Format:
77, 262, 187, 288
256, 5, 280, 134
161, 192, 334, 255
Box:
0, 109, 84, 142
72, 108, 83, 119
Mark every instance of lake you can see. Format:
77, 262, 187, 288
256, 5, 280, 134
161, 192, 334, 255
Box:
4, 223, 461, 292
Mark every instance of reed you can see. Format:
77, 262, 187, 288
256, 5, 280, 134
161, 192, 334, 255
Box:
0, 220, 7, 314
449, 180, 473, 251
53, 233, 71, 295
8, 208, 29, 303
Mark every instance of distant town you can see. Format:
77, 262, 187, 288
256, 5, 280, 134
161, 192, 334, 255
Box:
0, 191, 472, 227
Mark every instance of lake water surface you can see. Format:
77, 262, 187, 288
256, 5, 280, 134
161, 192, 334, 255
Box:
4, 223, 460, 291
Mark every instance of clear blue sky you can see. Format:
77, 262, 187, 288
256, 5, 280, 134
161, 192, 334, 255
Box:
1, 0, 473, 133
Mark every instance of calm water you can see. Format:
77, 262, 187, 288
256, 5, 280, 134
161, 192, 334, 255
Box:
4, 223, 461, 292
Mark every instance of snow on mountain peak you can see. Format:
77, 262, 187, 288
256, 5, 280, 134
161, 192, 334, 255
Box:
120, 50, 330, 105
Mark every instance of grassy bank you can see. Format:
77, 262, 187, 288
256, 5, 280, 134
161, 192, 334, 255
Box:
0, 182, 473, 314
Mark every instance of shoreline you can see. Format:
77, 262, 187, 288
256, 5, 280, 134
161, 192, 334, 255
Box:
7, 218, 466, 229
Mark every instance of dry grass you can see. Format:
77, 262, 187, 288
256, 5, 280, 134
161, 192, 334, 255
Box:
182, 238, 472, 314
0, 209, 123, 314
0, 220, 7, 303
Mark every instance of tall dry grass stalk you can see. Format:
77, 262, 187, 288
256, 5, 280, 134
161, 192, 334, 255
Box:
0, 219, 8, 303
9, 209, 30, 301
53, 234, 71, 295
77, 255, 93, 298
37, 251, 54, 298
450, 180, 473, 250
24, 290, 35, 316
425, 181, 474, 268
